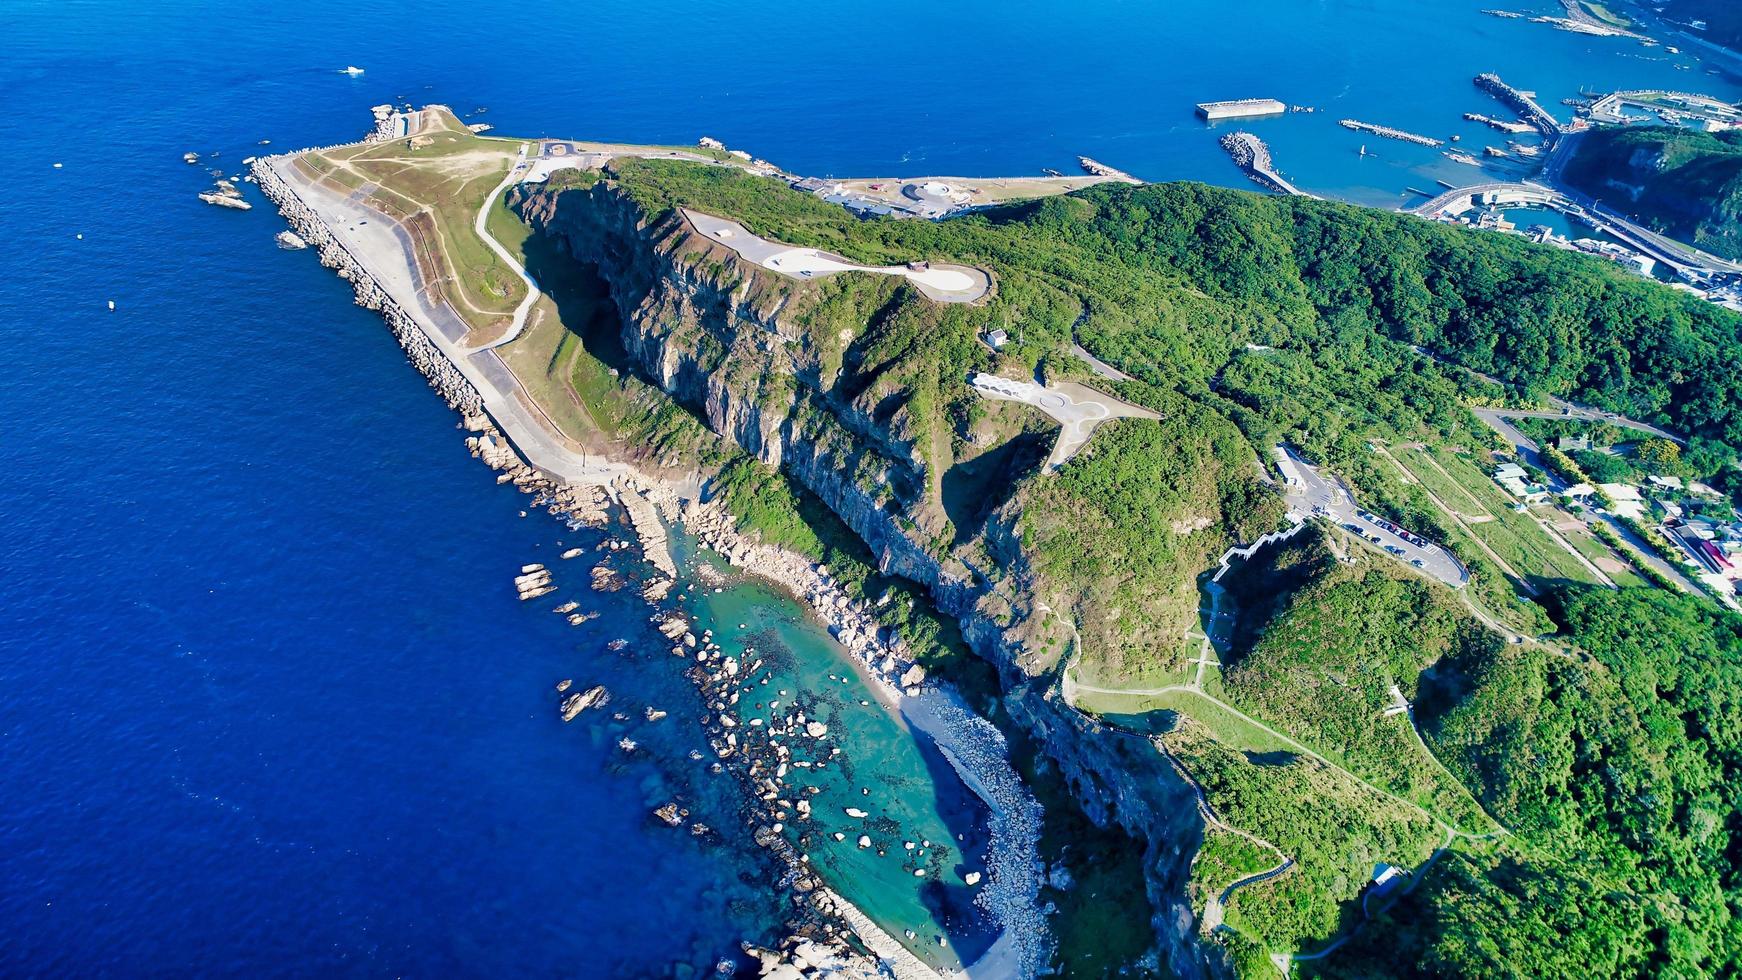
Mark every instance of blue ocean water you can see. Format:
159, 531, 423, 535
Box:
4, 0, 1740, 973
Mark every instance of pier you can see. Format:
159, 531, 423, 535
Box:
1474, 73, 1562, 138
1463, 112, 1534, 134
1077, 156, 1142, 184
1339, 119, 1443, 147
1218, 132, 1317, 199
1196, 98, 1286, 121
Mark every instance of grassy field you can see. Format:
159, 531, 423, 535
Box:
304, 108, 526, 336
1161, 715, 1444, 958
1075, 687, 1297, 755
1398, 446, 1608, 589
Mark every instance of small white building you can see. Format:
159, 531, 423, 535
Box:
1648, 474, 1685, 492
985, 328, 1009, 350
1273, 447, 1305, 488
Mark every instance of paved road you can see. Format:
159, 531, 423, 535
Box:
1475, 404, 1685, 447
469, 143, 540, 351
271, 156, 635, 489
1281, 448, 1468, 589
969, 374, 1158, 469
683, 209, 990, 303
1069, 342, 1131, 381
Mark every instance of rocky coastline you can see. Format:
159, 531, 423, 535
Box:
518, 175, 1218, 978
251, 121, 1047, 979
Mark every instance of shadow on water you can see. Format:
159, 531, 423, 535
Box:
911, 724, 998, 964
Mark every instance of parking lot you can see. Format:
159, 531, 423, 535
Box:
1280, 447, 1469, 589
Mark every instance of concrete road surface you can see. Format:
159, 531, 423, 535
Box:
1281, 447, 1468, 589
684, 209, 989, 303
970, 373, 1158, 469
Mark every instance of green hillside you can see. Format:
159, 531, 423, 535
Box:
1562, 125, 1742, 260
518, 159, 1742, 975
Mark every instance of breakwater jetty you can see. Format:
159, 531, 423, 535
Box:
1218, 131, 1315, 198
1463, 112, 1534, 134
1474, 73, 1561, 137
1077, 156, 1141, 183
1339, 119, 1443, 147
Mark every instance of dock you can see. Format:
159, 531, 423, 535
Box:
1196, 98, 1287, 121
1339, 119, 1443, 147
1474, 73, 1562, 138
1463, 112, 1534, 134
1077, 156, 1141, 184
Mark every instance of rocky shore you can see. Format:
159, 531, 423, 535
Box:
253, 108, 1044, 979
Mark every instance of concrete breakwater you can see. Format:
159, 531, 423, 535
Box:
251, 155, 485, 421
1338, 118, 1444, 147
1217, 131, 1312, 198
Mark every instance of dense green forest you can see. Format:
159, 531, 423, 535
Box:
1562, 124, 1742, 260
544, 160, 1742, 976
1318, 587, 1742, 978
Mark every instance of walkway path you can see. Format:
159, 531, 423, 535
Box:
468, 143, 541, 351
268, 157, 639, 490
683, 210, 991, 303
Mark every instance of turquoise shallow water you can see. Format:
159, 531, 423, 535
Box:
669, 536, 994, 971
5, 0, 1742, 973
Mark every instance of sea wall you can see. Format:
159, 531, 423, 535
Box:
251, 155, 484, 420
516, 178, 1219, 979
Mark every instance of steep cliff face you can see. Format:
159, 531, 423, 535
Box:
515, 177, 1220, 978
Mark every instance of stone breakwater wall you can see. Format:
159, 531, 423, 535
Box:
250, 155, 484, 420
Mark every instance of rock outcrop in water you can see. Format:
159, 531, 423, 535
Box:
514, 176, 1215, 978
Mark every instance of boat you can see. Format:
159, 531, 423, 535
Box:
341, 66, 365, 76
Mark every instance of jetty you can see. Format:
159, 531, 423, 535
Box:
1077, 156, 1141, 184
1218, 132, 1316, 198
1339, 119, 1443, 147
1463, 112, 1534, 134
1474, 73, 1561, 138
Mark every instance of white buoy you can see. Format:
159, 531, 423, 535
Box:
107, 300, 115, 311
52, 162, 63, 169
76, 234, 83, 240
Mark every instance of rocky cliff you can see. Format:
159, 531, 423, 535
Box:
515, 176, 1221, 978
